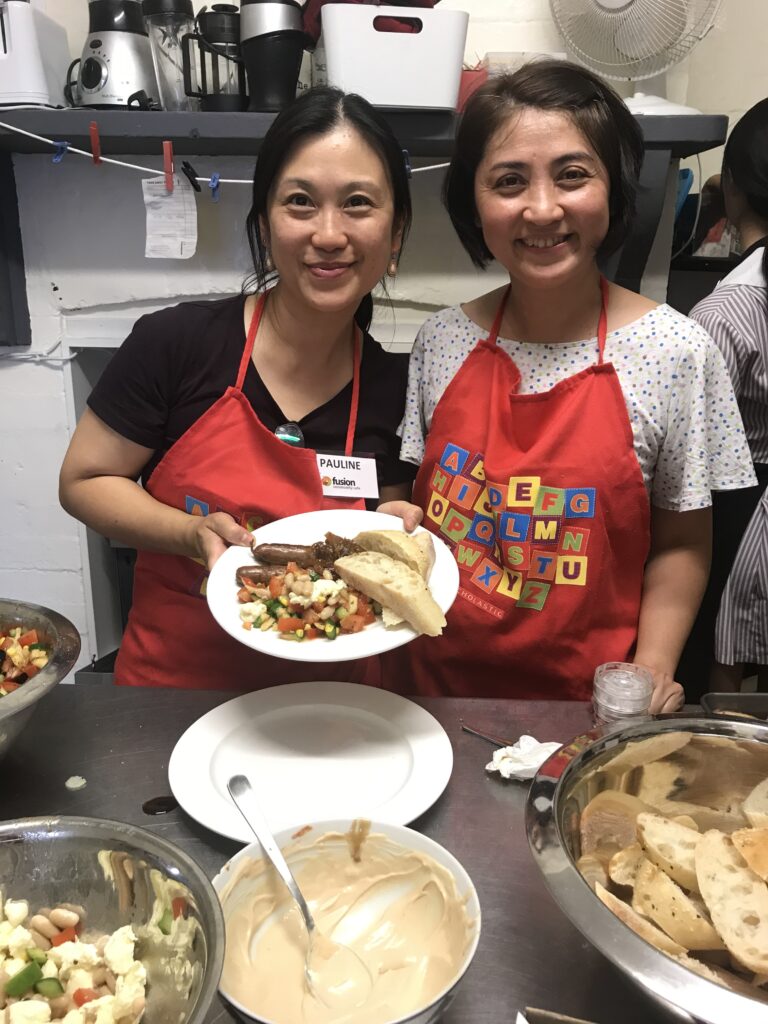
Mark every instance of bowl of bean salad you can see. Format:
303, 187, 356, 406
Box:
0, 817, 225, 1023
0, 600, 80, 761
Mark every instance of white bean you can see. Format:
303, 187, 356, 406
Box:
319, 606, 335, 620
30, 915, 59, 939
28, 928, 51, 951
284, 571, 295, 589
49, 907, 80, 929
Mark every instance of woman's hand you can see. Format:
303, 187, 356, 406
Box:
377, 500, 424, 533
638, 664, 685, 714
188, 512, 253, 571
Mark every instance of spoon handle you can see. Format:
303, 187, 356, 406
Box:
227, 774, 316, 934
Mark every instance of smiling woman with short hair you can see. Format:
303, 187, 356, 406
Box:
381, 60, 755, 711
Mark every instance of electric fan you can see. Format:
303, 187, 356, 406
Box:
549, 0, 722, 113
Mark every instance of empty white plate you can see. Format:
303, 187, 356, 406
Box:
168, 681, 454, 843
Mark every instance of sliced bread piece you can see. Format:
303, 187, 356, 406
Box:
596, 732, 693, 775
579, 791, 651, 855
674, 953, 768, 1001
381, 606, 405, 628
637, 812, 702, 892
595, 883, 685, 956
632, 860, 724, 950
353, 530, 434, 580
732, 828, 768, 883
744, 779, 768, 829
334, 551, 446, 637
696, 829, 768, 973
608, 843, 648, 889
576, 852, 609, 890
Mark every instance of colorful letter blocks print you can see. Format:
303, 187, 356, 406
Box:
427, 444, 595, 613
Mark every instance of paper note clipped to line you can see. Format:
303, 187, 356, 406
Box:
142, 173, 198, 259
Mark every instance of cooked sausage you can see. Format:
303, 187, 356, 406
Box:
236, 565, 287, 586
251, 543, 316, 565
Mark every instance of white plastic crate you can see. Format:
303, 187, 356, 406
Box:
321, 5, 469, 110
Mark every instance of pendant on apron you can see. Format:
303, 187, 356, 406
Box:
316, 452, 379, 499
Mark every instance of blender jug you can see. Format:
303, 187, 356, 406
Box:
143, 0, 198, 111
182, 3, 248, 112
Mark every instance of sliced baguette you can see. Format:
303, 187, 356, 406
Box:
637, 812, 702, 892
595, 882, 685, 956
381, 606, 405, 628
632, 860, 724, 950
744, 779, 768, 828
674, 953, 768, 1001
576, 852, 609, 890
353, 530, 435, 580
579, 791, 651, 855
608, 843, 648, 889
334, 551, 446, 637
596, 732, 693, 775
696, 830, 768, 973
732, 828, 768, 883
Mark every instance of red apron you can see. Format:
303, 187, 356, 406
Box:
403, 278, 650, 699
115, 292, 378, 690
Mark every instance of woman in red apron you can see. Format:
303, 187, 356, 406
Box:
59, 87, 417, 690
384, 62, 754, 712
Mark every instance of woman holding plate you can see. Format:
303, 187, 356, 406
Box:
59, 86, 417, 690
381, 61, 755, 712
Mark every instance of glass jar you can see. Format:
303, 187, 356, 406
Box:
592, 662, 653, 728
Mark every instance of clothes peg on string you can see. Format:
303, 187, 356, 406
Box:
402, 148, 412, 179
180, 161, 202, 192
52, 141, 69, 164
209, 172, 221, 203
163, 140, 174, 193
89, 121, 102, 165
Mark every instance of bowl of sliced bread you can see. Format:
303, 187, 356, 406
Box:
527, 716, 768, 1023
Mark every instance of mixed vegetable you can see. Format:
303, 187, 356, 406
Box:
0, 629, 50, 697
237, 562, 381, 642
0, 896, 146, 1022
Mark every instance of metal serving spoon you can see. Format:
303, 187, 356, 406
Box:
227, 774, 374, 1011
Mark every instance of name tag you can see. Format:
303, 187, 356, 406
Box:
316, 453, 379, 499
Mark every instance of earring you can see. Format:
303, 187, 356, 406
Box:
387, 251, 399, 278
264, 250, 274, 273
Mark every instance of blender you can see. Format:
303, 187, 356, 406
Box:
143, 0, 198, 111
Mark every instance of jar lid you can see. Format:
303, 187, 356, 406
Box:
142, 0, 194, 16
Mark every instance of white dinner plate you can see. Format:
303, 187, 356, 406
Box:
168, 681, 454, 842
206, 508, 459, 662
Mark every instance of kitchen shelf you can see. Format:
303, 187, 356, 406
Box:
0, 107, 728, 159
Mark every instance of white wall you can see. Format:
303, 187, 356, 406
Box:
2, 0, 767, 672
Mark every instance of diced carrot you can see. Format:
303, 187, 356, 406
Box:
340, 614, 365, 633
18, 630, 38, 647
237, 587, 253, 603
277, 617, 303, 633
22, 664, 39, 679
2, 681, 21, 692
242, 620, 253, 631
286, 561, 300, 574
51, 926, 77, 946
268, 576, 283, 599
303, 626, 319, 640
73, 988, 99, 1007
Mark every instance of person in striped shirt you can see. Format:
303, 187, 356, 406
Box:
688, 98, 768, 691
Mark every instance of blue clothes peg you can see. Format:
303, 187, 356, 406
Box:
52, 141, 69, 164
209, 172, 221, 203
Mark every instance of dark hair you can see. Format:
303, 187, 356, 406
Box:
444, 60, 644, 269
246, 86, 412, 332
722, 97, 768, 286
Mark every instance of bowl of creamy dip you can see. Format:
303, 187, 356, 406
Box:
212, 819, 480, 1024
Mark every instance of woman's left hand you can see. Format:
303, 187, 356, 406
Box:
639, 665, 685, 714
377, 500, 424, 533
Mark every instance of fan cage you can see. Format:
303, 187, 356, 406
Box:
550, 0, 721, 81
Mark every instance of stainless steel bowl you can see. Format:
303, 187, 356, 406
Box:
0, 598, 81, 758
526, 716, 768, 1024
0, 816, 225, 1023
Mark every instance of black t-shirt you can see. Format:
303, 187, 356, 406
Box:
88, 295, 417, 493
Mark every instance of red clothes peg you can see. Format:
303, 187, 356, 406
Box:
163, 140, 174, 193
89, 121, 102, 165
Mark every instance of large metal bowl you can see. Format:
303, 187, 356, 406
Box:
526, 715, 768, 1024
0, 598, 81, 758
0, 816, 225, 1022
